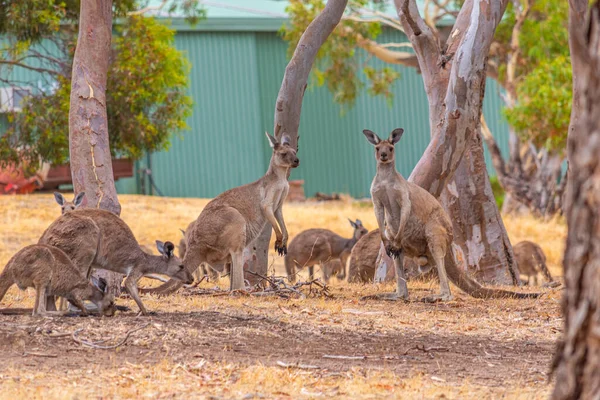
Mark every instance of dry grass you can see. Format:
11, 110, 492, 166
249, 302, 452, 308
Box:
0, 194, 566, 399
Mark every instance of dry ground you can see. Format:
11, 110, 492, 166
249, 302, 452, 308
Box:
0, 194, 566, 399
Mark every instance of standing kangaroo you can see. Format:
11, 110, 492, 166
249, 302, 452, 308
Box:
285, 219, 368, 283
150, 132, 299, 295
513, 241, 554, 285
0, 244, 115, 317
39, 208, 193, 314
363, 128, 538, 300
54, 192, 85, 214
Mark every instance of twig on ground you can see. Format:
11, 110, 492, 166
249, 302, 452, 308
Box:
322, 354, 367, 360
23, 351, 58, 358
72, 323, 151, 350
276, 360, 320, 370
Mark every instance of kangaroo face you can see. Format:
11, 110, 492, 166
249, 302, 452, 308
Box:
274, 144, 300, 169
349, 219, 369, 240
266, 132, 300, 169
157, 240, 194, 284
362, 128, 404, 165
99, 293, 116, 317
54, 192, 85, 214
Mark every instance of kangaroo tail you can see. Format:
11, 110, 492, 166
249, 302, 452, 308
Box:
534, 246, 554, 282
139, 279, 185, 295
446, 244, 541, 299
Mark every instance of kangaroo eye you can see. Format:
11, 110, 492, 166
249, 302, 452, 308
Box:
179, 265, 184, 270
390, 148, 394, 152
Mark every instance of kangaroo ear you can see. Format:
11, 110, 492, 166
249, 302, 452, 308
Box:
73, 192, 85, 207
281, 135, 291, 147
348, 218, 358, 229
54, 192, 65, 206
363, 129, 381, 145
156, 240, 165, 255
265, 131, 279, 148
179, 228, 186, 237
98, 277, 108, 293
164, 241, 175, 257
355, 219, 362, 227
389, 128, 404, 144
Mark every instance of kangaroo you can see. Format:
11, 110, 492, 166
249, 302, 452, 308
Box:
285, 219, 368, 283
38, 208, 193, 314
347, 229, 426, 283
178, 225, 221, 282
363, 128, 539, 300
513, 241, 554, 286
149, 132, 299, 295
0, 244, 115, 317
54, 192, 85, 214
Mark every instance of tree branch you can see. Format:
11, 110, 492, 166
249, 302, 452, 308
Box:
0, 60, 61, 77
356, 37, 420, 70
480, 115, 509, 179
128, 0, 168, 16
274, 0, 348, 149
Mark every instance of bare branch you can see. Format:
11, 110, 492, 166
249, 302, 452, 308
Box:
128, 0, 168, 16
480, 115, 509, 179
356, 37, 420, 69
0, 60, 61, 77
274, 0, 348, 149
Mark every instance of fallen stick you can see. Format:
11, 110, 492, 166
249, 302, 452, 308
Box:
322, 354, 366, 360
23, 352, 58, 358
276, 361, 320, 370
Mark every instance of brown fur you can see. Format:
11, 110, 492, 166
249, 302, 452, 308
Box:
363, 128, 539, 300
38, 208, 193, 315
347, 229, 431, 283
285, 219, 368, 283
0, 245, 115, 317
513, 240, 553, 285
54, 192, 85, 214
150, 133, 299, 295
178, 224, 221, 282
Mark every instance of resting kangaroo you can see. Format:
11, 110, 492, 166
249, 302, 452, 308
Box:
363, 128, 539, 300
54, 192, 85, 214
513, 241, 553, 286
285, 219, 368, 283
39, 208, 193, 314
0, 245, 115, 317
150, 132, 299, 295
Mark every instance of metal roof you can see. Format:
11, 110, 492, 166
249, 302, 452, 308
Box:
145, 0, 455, 31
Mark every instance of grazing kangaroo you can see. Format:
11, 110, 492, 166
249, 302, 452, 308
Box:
363, 128, 539, 300
54, 192, 85, 214
347, 229, 426, 283
513, 241, 554, 286
0, 245, 115, 317
285, 219, 368, 283
178, 225, 221, 282
150, 132, 299, 295
39, 208, 193, 314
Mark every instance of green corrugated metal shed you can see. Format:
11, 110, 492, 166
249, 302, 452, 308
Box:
1, 1, 510, 198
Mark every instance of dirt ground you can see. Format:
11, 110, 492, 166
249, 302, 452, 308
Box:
0, 194, 565, 399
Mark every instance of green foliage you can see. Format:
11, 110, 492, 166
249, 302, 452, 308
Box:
282, 0, 400, 106
504, 56, 571, 152
0, 1, 200, 170
495, 0, 571, 153
489, 176, 505, 210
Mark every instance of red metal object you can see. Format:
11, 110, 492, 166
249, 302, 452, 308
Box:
0, 164, 43, 195
0, 158, 133, 194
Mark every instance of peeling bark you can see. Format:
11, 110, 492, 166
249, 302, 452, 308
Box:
552, 2, 600, 398
441, 130, 519, 285
68, 0, 122, 294
391, 0, 514, 289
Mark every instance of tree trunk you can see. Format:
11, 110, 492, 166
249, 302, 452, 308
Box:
252, 0, 348, 279
552, 2, 600, 398
393, 0, 521, 293
441, 130, 519, 285
69, 0, 122, 295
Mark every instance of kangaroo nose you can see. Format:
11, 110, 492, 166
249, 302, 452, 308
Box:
293, 158, 300, 167
381, 152, 387, 158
